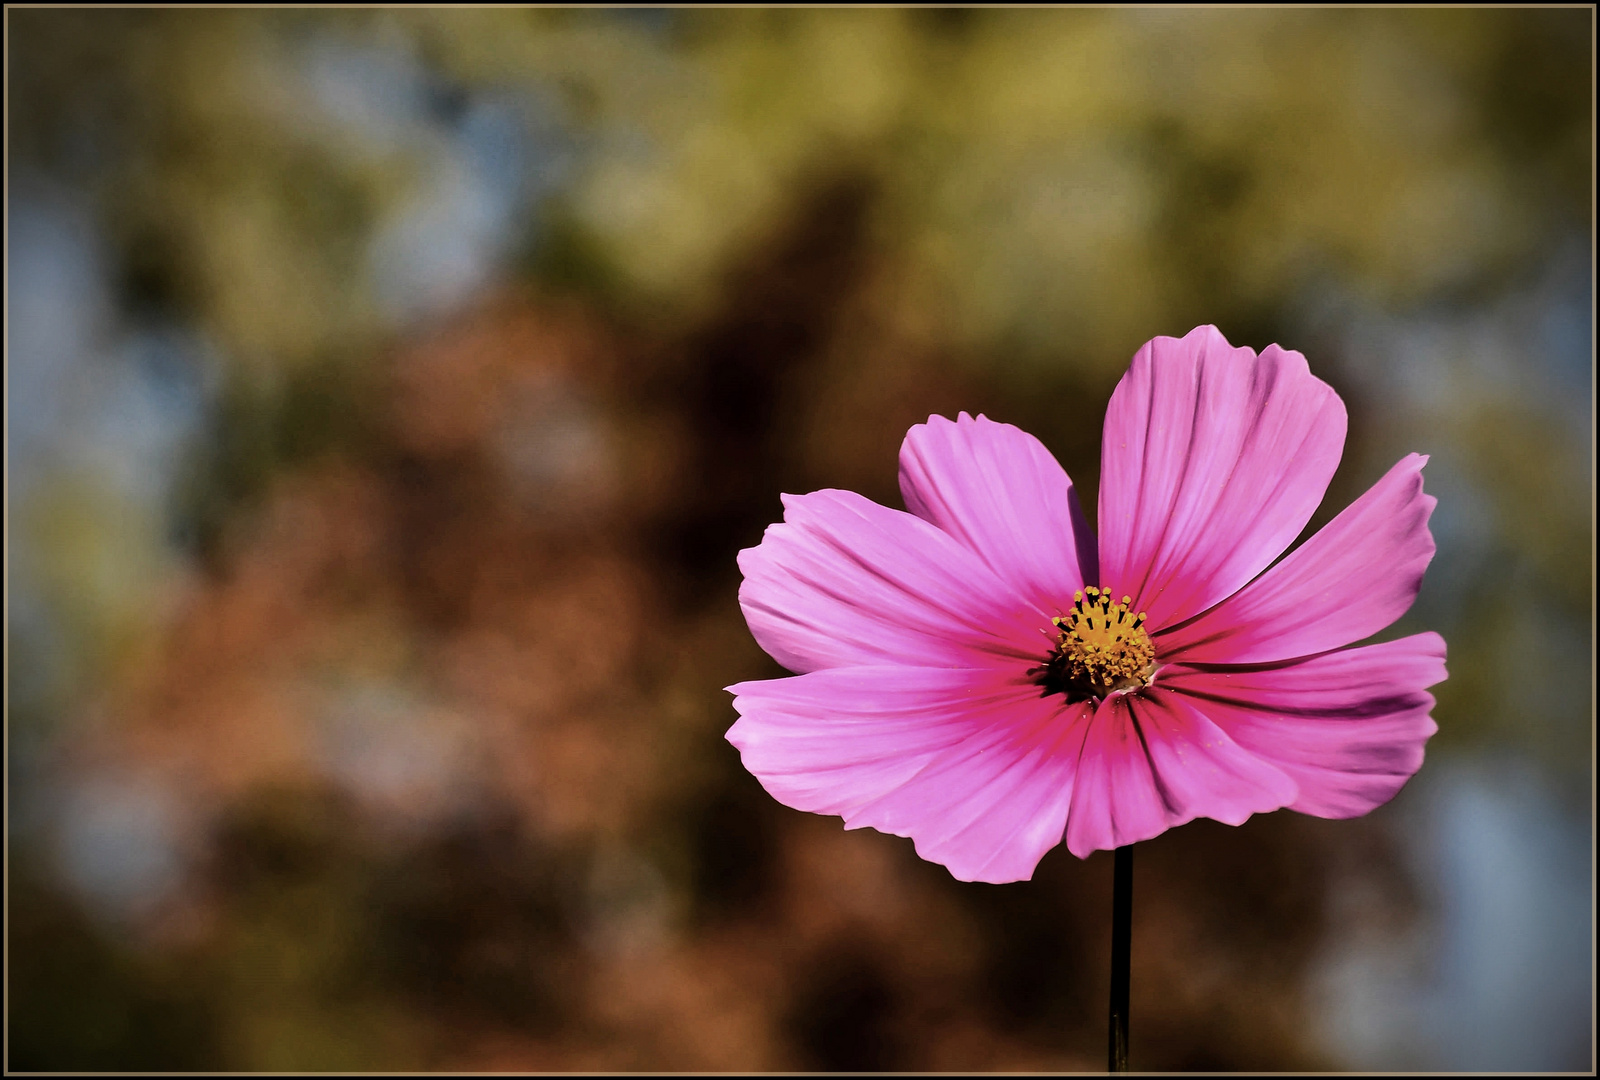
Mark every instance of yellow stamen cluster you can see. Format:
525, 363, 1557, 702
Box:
1034, 586, 1155, 699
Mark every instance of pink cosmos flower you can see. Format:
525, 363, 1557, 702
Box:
725, 325, 1446, 884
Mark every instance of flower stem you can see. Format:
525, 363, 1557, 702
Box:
1109, 844, 1133, 1072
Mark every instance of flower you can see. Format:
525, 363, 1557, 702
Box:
726, 325, 1445, 883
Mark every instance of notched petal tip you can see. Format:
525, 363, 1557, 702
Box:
735, 488, 1043, 674
1157, 451, 1441, 664
1101, 324, 1349, 630
1160, 633, 1446, 820
1149, 323, 1228, 353
899, 408, 1095, 611
727, 667, 1093, 884
1407, 630, 1449, 684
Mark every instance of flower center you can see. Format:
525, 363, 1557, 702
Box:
1030, 586, 1155, 701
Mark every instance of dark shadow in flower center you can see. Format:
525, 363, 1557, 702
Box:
1029, 656, 1152, 703
1028, 587, 1154, 702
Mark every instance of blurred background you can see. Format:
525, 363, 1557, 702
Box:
7, 8, 1592, 1071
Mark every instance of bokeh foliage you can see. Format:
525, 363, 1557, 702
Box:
8, 7, 1591, 1071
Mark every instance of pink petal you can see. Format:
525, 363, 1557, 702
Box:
727, 666, 1093, 883
899, 412, 1097, 609
1063, 689, 1299, 857
1154, 454, 1436, 664
1156, 632, 1446, 818
737, 489, 1049, 674
1062, 695, 1168, 856
1098, 325, 1347, 631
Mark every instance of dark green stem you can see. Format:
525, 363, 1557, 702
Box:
1109, 844, 1133, 1072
